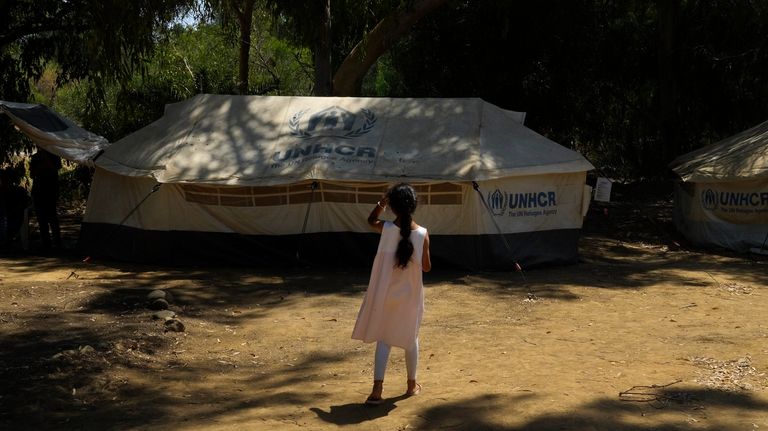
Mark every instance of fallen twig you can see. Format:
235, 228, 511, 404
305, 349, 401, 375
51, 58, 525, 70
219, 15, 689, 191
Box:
619, 380, 691, 408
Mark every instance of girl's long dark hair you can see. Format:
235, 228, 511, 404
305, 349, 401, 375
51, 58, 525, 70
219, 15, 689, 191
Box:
387, 183, 418, 268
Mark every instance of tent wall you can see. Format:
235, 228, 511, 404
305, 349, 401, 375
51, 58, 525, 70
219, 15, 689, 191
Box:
80, 168, 590, 268
673, 180, 768, 251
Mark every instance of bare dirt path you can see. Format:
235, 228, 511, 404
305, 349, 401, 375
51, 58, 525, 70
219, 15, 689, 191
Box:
1, 200, 767, 430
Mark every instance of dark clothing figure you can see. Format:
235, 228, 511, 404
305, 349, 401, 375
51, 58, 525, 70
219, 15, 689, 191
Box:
30, 150, 62, 249
0, 169, 30, 246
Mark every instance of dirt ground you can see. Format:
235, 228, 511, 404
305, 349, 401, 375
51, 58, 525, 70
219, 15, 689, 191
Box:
1, 197, 767, 430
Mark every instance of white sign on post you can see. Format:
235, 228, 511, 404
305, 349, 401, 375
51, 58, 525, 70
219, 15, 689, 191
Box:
594, 177, 613, 202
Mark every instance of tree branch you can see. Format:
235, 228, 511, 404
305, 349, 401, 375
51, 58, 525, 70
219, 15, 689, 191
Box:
332, 0, 448, 96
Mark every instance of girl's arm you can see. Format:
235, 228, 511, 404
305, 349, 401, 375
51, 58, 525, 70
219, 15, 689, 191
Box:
422, 232, 432, 272
367, 196, 388, 233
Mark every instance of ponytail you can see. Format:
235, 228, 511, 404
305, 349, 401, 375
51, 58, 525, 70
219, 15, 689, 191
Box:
395, 212, 414, 268
388, 183, 418, 268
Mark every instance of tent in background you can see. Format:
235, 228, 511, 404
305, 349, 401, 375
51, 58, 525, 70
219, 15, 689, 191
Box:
0, 101, 108, 163
81, 95, 594, 269
670, 119, 768, 252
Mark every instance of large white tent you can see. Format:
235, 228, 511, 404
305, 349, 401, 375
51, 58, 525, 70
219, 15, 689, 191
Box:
81, 95, 594, 268
670, 119, 768, 252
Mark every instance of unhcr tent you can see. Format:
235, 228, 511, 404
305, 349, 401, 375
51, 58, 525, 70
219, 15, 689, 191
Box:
670, 120, 768, 252
0, 101, 109, 163
81, 95, 594, 269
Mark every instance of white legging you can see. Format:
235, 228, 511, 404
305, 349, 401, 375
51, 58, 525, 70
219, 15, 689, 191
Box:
374, 339, 419, 381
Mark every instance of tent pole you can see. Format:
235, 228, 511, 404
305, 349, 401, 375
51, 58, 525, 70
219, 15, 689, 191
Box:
296, 181, 319, 264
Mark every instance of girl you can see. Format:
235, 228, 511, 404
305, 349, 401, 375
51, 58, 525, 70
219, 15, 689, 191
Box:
351, 183, 432, 406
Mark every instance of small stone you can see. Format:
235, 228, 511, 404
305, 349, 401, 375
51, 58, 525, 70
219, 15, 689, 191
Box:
79, 345, 95, 354
152, 310, 176, 320
164, 319, 185, 333
147, 290, 166, 301
148, 298, 169, 310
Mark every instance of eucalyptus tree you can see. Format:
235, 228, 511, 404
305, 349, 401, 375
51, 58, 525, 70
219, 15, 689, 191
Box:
268, 0, 448, 96
199, 0, 259, 95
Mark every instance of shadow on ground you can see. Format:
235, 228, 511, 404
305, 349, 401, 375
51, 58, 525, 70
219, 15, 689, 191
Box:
0, 306, 354, 429
404, 388, 768, 430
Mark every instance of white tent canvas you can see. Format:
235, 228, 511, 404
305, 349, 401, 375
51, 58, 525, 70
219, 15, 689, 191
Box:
82, 95, 594, 268
0, 101, 108, 163
670, 119, 768, 252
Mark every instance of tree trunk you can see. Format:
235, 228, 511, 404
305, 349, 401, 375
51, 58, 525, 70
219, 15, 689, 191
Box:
233, 0, 256, 95
313, 0, 333, 96
657, 0, 680, 172
332, 0, 448, 96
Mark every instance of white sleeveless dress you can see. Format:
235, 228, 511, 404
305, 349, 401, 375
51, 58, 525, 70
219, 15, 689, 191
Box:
352, 221, 427, 349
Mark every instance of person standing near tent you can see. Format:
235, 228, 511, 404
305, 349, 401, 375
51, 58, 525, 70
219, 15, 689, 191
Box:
0, 167, 31, 248
30, 148, 62, 250
352, 183, 431, 405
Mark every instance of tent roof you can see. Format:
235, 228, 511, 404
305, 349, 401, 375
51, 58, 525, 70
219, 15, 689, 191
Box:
97, 94, 593, 185
670, 119, 768, 182
0, 100, 109, 164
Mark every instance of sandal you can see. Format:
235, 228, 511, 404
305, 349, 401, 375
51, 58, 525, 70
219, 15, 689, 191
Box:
406, 383, 422, 397
365, 395, 384, 406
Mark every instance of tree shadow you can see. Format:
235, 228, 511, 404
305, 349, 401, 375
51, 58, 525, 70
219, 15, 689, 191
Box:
413, 388, 768, 430
4, 234, 766, 316
72, 265, 371, 327
0, 306, 357, 430
0, 309, 170, 429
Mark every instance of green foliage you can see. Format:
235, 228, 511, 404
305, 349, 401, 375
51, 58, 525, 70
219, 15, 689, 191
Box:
1, 0, 194, 93
361, 53, 409, 96
262, 38, 313, 95
51, 20, 312, 143
152, 24, 240, 96
267, 0, 407, 73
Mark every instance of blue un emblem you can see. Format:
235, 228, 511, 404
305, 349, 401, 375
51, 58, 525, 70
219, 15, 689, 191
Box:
289, 106, 377, 140
701, 189, 718, 210
488, 189, 507, 216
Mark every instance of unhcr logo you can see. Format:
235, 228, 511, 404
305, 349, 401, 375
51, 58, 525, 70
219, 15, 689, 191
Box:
701, 189, 718, 210
701, 188, 768, 211
485, 189, 559, 218
289, 106, 377, 140
488, 189, 508, 216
